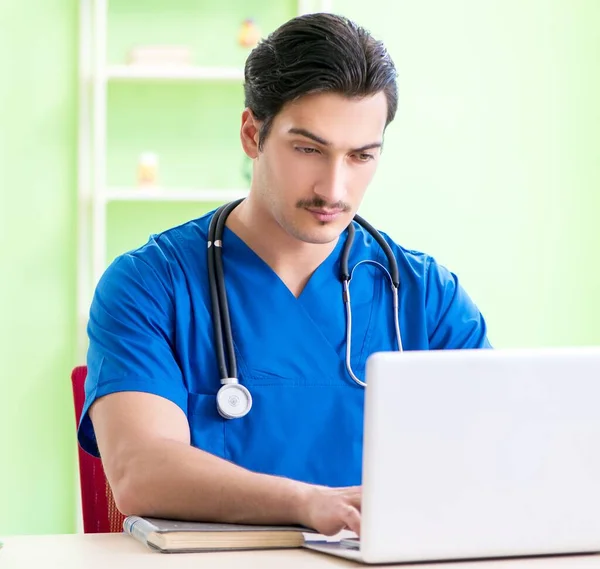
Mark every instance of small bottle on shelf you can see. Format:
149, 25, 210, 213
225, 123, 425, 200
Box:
137, 152, 159, 187
238, 18, 261, 48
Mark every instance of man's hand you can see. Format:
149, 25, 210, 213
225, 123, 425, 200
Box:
297, 485, 361, 536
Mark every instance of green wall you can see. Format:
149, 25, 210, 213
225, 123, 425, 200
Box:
343, 0, 600, 348
0, 0, 78, 535
1, 0, 598, 536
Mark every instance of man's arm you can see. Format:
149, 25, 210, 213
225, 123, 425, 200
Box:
90, 391, 361, 536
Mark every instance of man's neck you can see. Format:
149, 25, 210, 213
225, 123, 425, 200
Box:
225, 197, 338, 298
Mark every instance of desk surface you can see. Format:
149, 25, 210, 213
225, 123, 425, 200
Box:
1, 533, 600, 569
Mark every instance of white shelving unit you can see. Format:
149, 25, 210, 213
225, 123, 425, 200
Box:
77, 0, 332, 360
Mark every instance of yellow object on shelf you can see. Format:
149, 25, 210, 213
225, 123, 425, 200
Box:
238, 18, 261, 48
137, 152, 159, 187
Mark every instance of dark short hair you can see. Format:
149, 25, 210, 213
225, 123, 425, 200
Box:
244, 13, 398, 150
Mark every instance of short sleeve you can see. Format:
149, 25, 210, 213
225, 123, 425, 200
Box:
78, 244, 187, 457
425, 258, 492, 350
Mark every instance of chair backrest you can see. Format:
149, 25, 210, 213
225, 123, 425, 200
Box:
71, 365, 126, 533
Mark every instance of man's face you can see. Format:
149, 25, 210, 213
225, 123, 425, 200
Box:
247, 91, 388, 245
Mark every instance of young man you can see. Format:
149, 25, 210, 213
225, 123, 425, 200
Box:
79, 13, 491, 537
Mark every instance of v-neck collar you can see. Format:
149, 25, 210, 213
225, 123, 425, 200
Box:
221, 225, 347, 301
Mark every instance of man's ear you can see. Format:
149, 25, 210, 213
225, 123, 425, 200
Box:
240, 108, 261, 159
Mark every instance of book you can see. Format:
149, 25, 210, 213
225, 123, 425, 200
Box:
123, 515, 313, 553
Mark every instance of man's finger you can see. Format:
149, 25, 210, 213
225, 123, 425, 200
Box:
342, 504, 361, 536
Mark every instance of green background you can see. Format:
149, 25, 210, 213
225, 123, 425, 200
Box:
0, 0, 598, 535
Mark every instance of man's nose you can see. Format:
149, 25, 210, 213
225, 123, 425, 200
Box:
313, 160, 347, 205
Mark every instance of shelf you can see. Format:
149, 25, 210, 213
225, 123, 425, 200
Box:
103, 187, 249, 202
106, 65, 244, 81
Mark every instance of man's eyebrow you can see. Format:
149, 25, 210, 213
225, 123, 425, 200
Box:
287, 127, 383, 153
353, 141, 383, 153
288, 127, 330, 146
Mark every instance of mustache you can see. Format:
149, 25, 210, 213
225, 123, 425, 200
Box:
296, 198, 351, 212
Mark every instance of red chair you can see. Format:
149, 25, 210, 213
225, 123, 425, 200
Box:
71, 365, 126, 533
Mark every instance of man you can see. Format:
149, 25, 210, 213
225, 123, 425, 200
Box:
78, 13, 491, 537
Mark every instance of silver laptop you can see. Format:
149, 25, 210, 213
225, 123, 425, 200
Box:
305, 347, 600, 564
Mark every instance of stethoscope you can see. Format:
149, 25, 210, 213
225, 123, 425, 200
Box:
207, 199, 404, 419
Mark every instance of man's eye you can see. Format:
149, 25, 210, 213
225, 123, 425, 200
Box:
356, 153, 374, 162
297, 147, 319, 154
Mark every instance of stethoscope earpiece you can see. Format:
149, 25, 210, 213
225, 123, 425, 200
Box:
216, 381, 253, 419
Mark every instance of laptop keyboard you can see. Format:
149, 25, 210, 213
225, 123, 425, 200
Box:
340, 537, 360, 549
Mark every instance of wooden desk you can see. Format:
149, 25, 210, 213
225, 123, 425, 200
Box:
1, 533, 600, 569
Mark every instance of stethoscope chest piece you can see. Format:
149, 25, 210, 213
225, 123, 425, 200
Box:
216, 381, 253, 419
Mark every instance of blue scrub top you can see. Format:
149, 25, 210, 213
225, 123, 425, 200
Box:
78, 209, 491, 487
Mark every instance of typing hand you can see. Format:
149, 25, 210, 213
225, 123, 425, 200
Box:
297, 485, 361, 536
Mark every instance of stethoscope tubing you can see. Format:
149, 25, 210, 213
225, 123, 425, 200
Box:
207, 199, 403, 418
